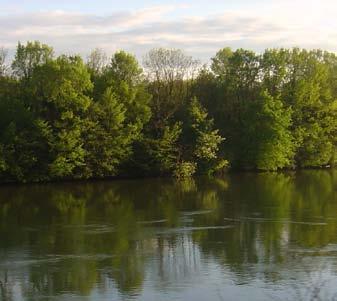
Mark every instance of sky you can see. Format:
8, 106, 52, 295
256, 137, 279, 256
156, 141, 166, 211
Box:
1, 0, 337, 61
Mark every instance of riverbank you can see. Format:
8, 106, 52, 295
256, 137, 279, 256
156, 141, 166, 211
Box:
0, 165, 335, 186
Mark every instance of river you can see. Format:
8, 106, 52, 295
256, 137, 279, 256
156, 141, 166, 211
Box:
1, 171, 337, 300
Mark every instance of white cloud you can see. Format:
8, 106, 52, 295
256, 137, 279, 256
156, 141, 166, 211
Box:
0, 3, 336, 61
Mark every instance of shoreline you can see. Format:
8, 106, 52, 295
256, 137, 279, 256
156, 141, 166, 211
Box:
0, 166, 334, 187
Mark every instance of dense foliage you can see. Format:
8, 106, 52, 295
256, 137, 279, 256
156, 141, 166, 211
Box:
0, 42, 336, 182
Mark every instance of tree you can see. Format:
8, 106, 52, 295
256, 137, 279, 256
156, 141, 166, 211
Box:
86, 48, 108, 77
181, 97, 225, 174
83, 87, 133, 177
0, 48, 8, 77
26, 55, 93, 179
282, 49, 337, 167
11, 41, 54, 79
259, 48, 290, 96
137, 49, 225, 177
145, 122, 183, 175
0, 79, 49, 182
92, 51, 151, 132
135, 96, 225, 177
85, 51, 152, 176
143, 48, 200, 131
210, 48, 261, 168
242, 91, 294, 170
211, 48, 260, 106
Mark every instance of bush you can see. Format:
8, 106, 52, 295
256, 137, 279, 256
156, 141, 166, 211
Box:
173, 162, 197, 179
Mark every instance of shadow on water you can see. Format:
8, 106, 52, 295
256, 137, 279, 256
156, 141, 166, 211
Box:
0, 170, 337, 300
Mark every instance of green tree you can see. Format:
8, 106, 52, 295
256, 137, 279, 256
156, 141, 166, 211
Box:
86, 51, 152, 176
210, 48, 261, 168
242, 91, 294, 170
136, 122, 183, 176
91, 51, 151, 135
26, 55, 93, 179
84, 87, 133, 177
282, 49, 337, 167
181, 97, 225, 174
0, 91, 48, 182
0, 70, 50, 182
11, 41, 54, 79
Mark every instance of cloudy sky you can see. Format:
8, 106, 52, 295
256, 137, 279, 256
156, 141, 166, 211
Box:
1, 0, 337, 60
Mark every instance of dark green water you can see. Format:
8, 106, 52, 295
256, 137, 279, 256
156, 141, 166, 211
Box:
1, 171, 337, 301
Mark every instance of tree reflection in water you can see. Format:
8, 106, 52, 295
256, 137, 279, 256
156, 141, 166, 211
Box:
0, 171, 337, 300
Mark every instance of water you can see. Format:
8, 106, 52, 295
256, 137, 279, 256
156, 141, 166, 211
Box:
1, 171, 337, 301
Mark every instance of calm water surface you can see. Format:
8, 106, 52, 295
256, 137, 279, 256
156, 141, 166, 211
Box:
1, 171, 337, 301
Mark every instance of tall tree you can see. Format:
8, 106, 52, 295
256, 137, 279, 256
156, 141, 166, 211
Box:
26, 55, 93, 179
179, 97, 225, 174
86, 48, 108, 77
0, 48, 8, 77
242, 91, 294, 170
84, 87, 132, 177
282, 49, 337, 167
85, 51, 152, 176
143, 48, 200, 131
11, 41, 54, 79
210, 48, 261, 167
0, 78, 48, 182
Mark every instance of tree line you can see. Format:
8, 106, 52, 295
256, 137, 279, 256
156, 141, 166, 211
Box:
0, 41, 336, 182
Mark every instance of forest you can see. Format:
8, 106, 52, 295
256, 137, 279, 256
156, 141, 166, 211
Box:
0, 41, 336, 182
